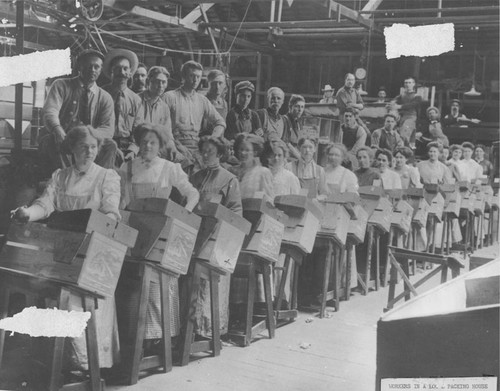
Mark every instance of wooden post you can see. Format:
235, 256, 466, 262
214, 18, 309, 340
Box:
14, 0, 24, 157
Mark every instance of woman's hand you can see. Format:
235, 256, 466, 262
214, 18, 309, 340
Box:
11, 206, 30, 223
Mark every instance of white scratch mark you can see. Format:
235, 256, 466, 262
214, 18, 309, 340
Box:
0, 48, 72, 87
384, 23, 455, 59
0, 307, 90, 338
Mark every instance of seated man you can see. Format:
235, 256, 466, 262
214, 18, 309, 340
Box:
340, 108, 367, 170
371, 113, 404, 153
442, 99, 480, 127
40, 49, 116, 175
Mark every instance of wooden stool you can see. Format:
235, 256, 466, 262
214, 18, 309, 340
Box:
384, 246, 464, 312
119, 259, 175, 385
274, 242, 307, 325
180, 259, 225, 365
314, 236, 343, 317
227, 252, 275, 347
0, 268, 104, 391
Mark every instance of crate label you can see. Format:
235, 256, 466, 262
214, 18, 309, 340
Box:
163, 219, 197, 274
78, 232, 126, 297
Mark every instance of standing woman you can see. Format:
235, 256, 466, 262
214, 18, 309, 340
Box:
324, 143, 359, 194
393, 147, 422, 189
417, 142, 452, 185
230, 133, 274, 199
261, 139, 301, 196
225, 81, 263, 141
256, 87, 289, 142
189, 136, 242, 338
117, 123, 199, 349
285, 137, 327, 198
446, 144, 463, 182
12, 125, 121, 370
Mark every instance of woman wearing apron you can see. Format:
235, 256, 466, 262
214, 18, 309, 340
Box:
117, 123, 199, 353
285, 137, 327, 199
225, 81, 263, 141
189, 136, 242, 338
12, 125, 121, 371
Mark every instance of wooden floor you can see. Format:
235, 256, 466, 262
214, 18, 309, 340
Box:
107, 246, 499, 391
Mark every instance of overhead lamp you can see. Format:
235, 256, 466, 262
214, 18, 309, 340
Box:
465, 49, 481, 96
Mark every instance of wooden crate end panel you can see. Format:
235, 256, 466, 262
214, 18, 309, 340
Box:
78, 232, 127, 297
245, 215, 284, 262
160, 219, 198, 275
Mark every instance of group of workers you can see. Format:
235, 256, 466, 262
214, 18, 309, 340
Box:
6, 47, 496, 381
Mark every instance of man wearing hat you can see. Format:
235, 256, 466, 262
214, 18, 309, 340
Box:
371, 112, 404, 153
164, 60, 225, 173
320, 85, 335, 104
442, 99, 480, 127
40, 49, 116, 174
225, 80, 262, 140
102, 48, 144, 162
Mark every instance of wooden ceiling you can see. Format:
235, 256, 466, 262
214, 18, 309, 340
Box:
0, 0, 498, 57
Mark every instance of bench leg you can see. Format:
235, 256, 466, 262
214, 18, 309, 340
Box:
49, 288, 71, 391
320, 241, 333, 317
345, 245, 352, 301
244, 262, 256, 346
291, 260, 299, 310
382, 229, 394, 288
128, 264, 152, 383
0, 284, 9, 370
274, 254, 291, 312
159, 271, 173, 372
181, 263, 202, 365
83, 296, 101, 391
364, 227, 374, 296
209, 270, 221, 357
262, 264, 275, 339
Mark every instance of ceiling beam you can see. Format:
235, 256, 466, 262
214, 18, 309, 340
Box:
360, 6, 499, 14
328, 0, 381, 33
201, 20, 356, 29
362, 0, 384, 12
0, 35, 55, 50
181, 3, 214, 27
374, 15, 499, 25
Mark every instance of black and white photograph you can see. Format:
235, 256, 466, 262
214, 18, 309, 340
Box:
0, 0, 498, 390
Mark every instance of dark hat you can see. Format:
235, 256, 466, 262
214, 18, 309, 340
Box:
234, 80, 255, 94
450, 99, 461, 106
75, 49, 104, 67
103, 48, 139, 79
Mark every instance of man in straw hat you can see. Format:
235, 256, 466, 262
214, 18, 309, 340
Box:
40, 49, 117, 174
103, 48, 144, 163
164, 60, 225, 173
319, 84, 335, 104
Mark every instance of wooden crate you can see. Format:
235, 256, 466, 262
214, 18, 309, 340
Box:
274, 194, 322, 253
460, 191, 476, 214
481, 185, 493, 209
0, 209, 138, 297
473, 189, 486, 215
443, 191, 461, 218
193, 202, 251, 273
369, 197, 393, 233
242, 197, 287, 263
458, 181, 472, 192
317, 201, 350, 246
347, 204, 369, 244
122, 198, 201, 275
424, 192, 445, 222
405, 188, 430, 228
390, 200, 413, 234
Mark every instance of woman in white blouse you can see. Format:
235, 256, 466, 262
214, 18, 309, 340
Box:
324, 143, 359, 194
12, 125, 121, 370
375, 148, 402, 190
393, 147, 422, 189
117, 123, 199, 352
262, 139, 300, 196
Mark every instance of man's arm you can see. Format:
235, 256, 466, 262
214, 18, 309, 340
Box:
203, 96, 225, 137
371, 129, 381, 148
43, 80, 67, 142
352, 126, 367, 154
94, 90, 115, 139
